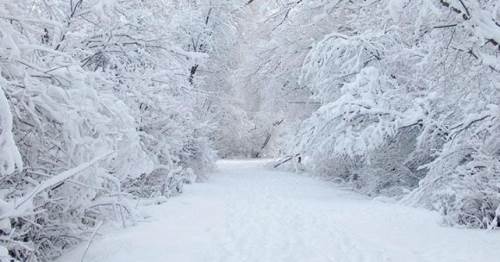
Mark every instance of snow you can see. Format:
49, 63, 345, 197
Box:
0, 86, 23, 176
58, 160, 500, 262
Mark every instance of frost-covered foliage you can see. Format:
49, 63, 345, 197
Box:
251, 0, 500, 228
0, 0, 242, 260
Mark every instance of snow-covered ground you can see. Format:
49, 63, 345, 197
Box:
58, 160, 500, 262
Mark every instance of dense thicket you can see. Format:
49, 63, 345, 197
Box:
0, 1, 245, 260
245, 0, 499, 229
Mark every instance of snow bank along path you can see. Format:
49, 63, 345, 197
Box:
59, 160, 500, 262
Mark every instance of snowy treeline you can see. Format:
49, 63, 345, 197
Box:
246, 1, 500, 229
0, 0, 247, 260
0, 0, 499, 260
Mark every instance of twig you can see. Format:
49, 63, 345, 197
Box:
80, 221, 103, 262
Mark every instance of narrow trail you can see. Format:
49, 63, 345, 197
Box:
60, 160, 500, 262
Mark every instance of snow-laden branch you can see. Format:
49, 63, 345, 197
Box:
13, 151, 114, 212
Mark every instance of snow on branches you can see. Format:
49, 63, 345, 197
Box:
256, 0, 500, 228
0, 0, 241, 260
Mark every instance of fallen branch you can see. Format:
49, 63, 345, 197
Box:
273, 154, 300, 168
14, 151, 114, 211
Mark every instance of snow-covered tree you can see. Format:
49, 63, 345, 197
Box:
0, 0, 242, 260
260, 0, 500, 227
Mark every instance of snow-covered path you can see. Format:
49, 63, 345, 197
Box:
59, 160, 500, 262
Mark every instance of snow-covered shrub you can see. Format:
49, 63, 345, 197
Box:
404, 107, 500, 228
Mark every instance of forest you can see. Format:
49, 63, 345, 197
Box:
0, 0, 499, 261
